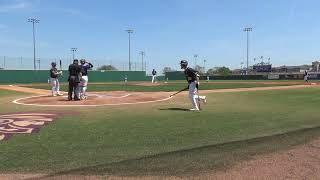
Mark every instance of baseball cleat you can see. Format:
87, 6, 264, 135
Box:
189, 108, 200, 111
202, 96, 207, 104
52, 94, 57, 97
80, 95, 87, 100
57, 93, 64, 96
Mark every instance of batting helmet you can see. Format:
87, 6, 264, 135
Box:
51, 62, 57, 67
180, 60, 188, 69
73, 59, 79, 64
80, 59, 86, 64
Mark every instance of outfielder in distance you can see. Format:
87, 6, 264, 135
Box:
151, 69, 157, 83
180, 60, 207, 111
79, 59, 93, 100
304, 70, 309, 82
49, 62, 63, 97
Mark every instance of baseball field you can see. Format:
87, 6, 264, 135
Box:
1, 80, 320, 179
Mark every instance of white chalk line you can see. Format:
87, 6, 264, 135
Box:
12, 93, 172, 107
88, 93, 131, 99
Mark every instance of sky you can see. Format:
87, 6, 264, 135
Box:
0, 0, 320, 71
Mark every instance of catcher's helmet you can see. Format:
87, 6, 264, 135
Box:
80, 59, 86, 64
51, 62, 57, 67
180, 60, 188, 69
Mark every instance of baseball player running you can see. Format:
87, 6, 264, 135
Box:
79, 59, 93, 100
49, 62, 63, 96
180, 60, 206, 111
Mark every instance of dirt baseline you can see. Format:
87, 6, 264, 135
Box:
13, 91, 172, 107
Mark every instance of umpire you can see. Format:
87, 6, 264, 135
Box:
68, 59, 81, 101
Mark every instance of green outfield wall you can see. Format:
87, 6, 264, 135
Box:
165, 71, 268, 80
0, 70, 147, 84
165, 71, 270, 80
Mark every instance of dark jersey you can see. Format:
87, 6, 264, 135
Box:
152, 70, 157, 75
68, 63, 81, 76
184, 67, 198, 84
50, 67, 59, 78
304, 71, 308, 76
81, 63, 93, 76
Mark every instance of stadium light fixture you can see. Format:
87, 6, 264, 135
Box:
243, 27, 252, 74
126, 29, 134, 71
194, 54, 198, 68
71, 48, 78, 60
27, 18, 40, 70
140, 51, 145, 71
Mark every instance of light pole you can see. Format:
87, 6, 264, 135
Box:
140, 51, 145, 71
28, 18, 40, 70
126, 29, 134, 71
204, 59, 207, 74
145, 61, 147, 73
21, 57, 23, 68
37, 58, 40, 70
71, 48, 77, 60
243, 27, 252, 74
194, 54, 198, 68
3, 56, 5, 69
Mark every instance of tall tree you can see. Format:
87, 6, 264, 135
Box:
207, 67, 231, 76
97, 65, 117, 71
162, 67, 174, 74
216, 66, 231, 76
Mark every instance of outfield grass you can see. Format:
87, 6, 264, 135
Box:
21, 81, 301, 92
1, 86, 320, 176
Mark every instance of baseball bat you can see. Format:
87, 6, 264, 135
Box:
59, 59, 63, 76
197, 86, 202, 111
169, 87, 188, 97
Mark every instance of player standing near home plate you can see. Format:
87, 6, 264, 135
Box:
68, 59, 81, 101
79, 59, 93, 99
180, 60, 206, 111
49, 62, 63, 96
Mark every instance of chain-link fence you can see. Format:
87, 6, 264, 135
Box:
0, 56, 147, 71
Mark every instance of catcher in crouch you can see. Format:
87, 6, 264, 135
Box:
180, 60, 206, 111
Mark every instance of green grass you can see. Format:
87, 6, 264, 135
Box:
1, 87, 320, 176
0, 89, 27, 97
22, 81, 300, 92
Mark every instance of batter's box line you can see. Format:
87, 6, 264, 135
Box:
12, 94, 172, 107
87, 93, 132, 98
